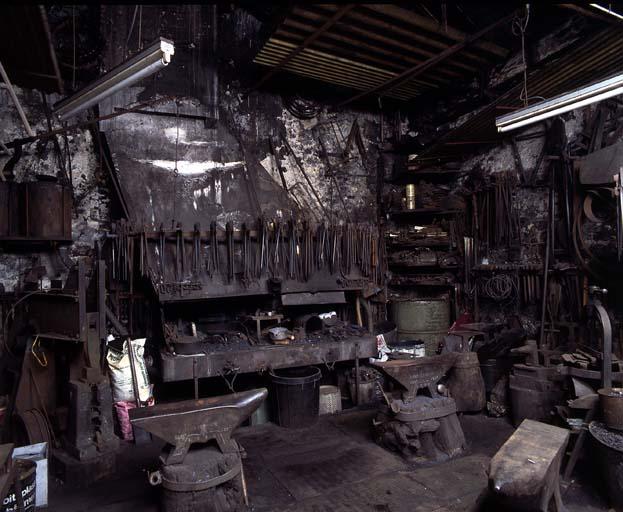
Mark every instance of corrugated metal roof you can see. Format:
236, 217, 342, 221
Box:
253, 4, 511, 101
412, 26, 623, 165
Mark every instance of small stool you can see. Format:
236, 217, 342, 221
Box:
489, 419, 569, 511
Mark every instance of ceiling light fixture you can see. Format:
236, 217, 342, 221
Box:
54, 37, 174, 121
589, 3, 623, 20
495, 71, 623, 133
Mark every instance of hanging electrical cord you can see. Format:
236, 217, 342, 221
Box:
482, 273, 519, 301
72, 6, 76, 90
512, 4, 531, 107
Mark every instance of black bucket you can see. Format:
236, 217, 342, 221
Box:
270, 366, 321, 428
1, 459, 36, 512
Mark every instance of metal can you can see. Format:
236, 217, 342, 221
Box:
405, 184, 416, 210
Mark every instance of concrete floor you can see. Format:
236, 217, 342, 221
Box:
50, 410, 610, 511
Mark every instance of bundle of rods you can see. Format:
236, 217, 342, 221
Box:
476, 172, 521, 253
113, 219, 384, 287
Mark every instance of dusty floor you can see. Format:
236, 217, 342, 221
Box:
50, 410, 610, 511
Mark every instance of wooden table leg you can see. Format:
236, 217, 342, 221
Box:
554, 482, 566, 512
562, 402, 597, 482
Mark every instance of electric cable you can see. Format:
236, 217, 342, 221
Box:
512, 5, 531, 107
511, 5, 546, 107
2, 290, 44, 356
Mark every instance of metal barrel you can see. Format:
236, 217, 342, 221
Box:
598, 387, 623, 431
392, 297, 450, 355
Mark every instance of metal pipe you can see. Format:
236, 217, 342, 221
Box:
593, 300, 613, 389
539, 171, 555, 347
0, 60, 36, 137
39, 5, 64, 95
193, 357, 199, 400
2, 95, 174, 150
126, 337, 142, 408
354, 343, 360, 406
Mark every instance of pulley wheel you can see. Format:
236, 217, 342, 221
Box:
14, 408, 52, 446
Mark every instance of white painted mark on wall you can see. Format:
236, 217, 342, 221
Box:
136, 159, 244, 175
163, 127, 212, 146
215, 178, 222, 205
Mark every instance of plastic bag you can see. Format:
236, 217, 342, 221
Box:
107, 338, 151, 403
114, 395, 155, 441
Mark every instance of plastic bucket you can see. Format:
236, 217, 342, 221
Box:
1, 459, 36, 512
319, 385, 342, 415
270, 366, 321, 428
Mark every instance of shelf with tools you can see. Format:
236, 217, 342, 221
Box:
388, 275, 457, 287
386, 239, 451, 249
386, 155, 465, 184
384, 160, 466, 290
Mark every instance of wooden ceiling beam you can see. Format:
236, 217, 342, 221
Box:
251, 4, 355, 90
338, 11, 517, 107
365, 4, 509, 57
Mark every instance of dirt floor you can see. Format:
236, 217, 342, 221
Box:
50, 409, 610, 511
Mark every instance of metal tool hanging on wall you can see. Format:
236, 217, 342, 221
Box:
107, 219, 384, 300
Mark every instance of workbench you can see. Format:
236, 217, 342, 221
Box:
160, 335, 377, 381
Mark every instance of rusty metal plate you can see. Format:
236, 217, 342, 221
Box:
576, 141, 623, 185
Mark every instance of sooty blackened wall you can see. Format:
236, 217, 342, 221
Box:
99, 5, 381, 231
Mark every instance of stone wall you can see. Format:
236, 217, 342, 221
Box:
98, 5, 380, 231
0, 85, 109, 292
0, 5, 382, 294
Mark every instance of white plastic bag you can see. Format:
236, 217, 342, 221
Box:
107, 338, 151, 403
369, 334, 391, 363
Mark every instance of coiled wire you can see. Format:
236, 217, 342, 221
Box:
482, 273, 519, 301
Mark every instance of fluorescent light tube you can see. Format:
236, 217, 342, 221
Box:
54, 38, 174, 121
590, 3, 623, 20
496, 71, 623, 133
